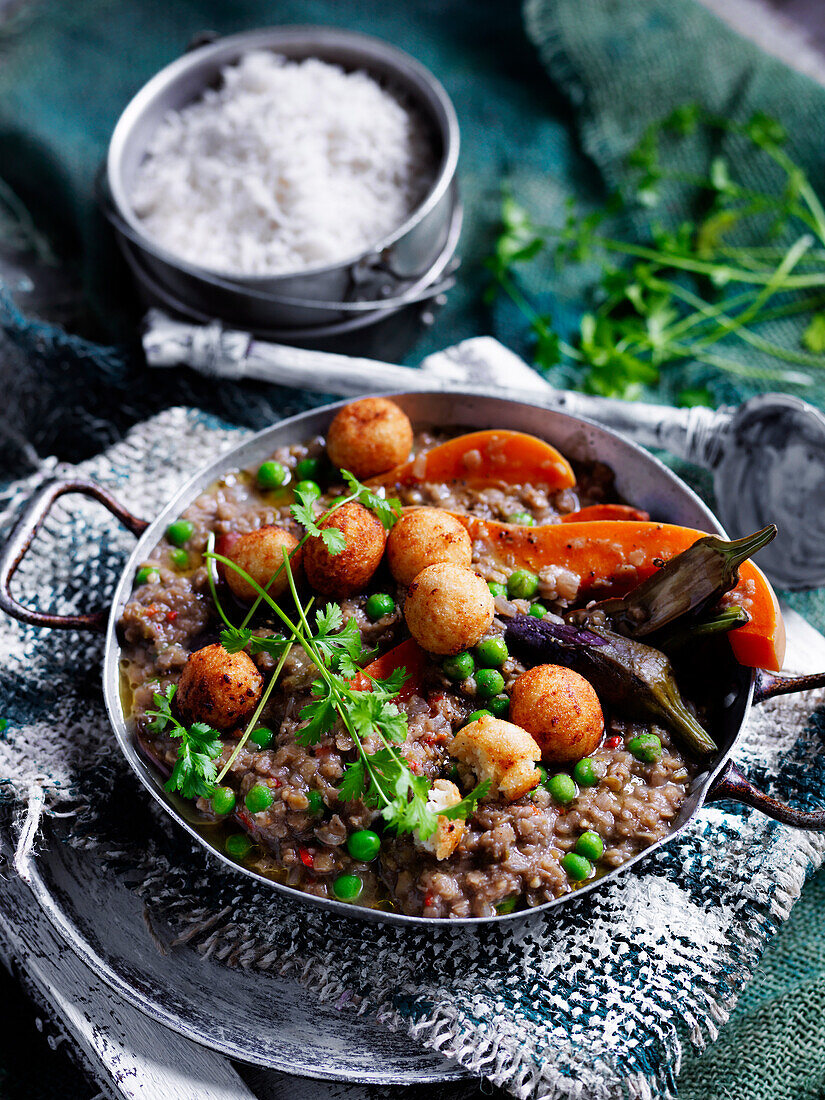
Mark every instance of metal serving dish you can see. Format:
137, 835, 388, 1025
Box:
3, 393, 825, 928
104, 26, 461, 333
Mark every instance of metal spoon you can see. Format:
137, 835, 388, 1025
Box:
143, 310, 825, 589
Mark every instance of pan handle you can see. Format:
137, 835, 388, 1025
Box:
0, 476, 149, 632
708, 760, 825, 830
754, 668, 825, 703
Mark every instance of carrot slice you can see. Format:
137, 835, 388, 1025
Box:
455, 516, 785, 671
369, 430, 575, 492
561, 503, 650, 523
350, 638, 428, 699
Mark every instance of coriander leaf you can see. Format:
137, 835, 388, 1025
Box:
0, 718, 7, 736
220, 625, 254, 653
348, 691, 408, 746
440, 779, 492, 821
314, 612, 364, 676
321, 527, 347, 555
163, 720, 222, 800
338, 760, 366, 801
315, 603, 343, 635
802, 313, 825, 354
340, 470, 401, 529
296, 682, 337, 745
145, 684, 176, 733
290, 486, 323, 536
368, 666, 409, 697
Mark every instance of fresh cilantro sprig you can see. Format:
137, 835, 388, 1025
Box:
145, 684, 222, 800
206, 546, 487, 840
487, 105, 825, 402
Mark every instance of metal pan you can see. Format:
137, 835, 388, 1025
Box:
3, 392, 825, 927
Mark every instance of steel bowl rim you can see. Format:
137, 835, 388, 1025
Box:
102, 391, 748, 928
106, 24, 461, 287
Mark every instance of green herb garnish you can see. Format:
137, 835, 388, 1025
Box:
487, 105, 825, 399
145, 685, 222, 800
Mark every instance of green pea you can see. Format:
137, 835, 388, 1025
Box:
536, 763, 550, 790
366, 593, 395, 621
506, 511, 535, 526
166, 519, 193, 547
135, 566, 160, 586
169, 548, 189, 569
347, 829, 381, 862
475, 668, 505, 699
573, 757, 603, 787
465, 709, 492, 726
332, 873, 363, 901
244, 784, 274, 814
249, 726, 273, 749
443, 652, 474, 681
306, 790, 323, 815
528, 602, 548, 618
507, 569, 539, 600
575, 831, 604, 861
257, 460, 289, 489
211, 786, 236, 816
546, 772, 577, 804
474, 637, 508, 668
488, 694, 510, 719
488, 581, 507, 599
295, 479, 321, 500
295, 456, 323, 482
495, 897, 518, 914
628, 732, 663, 763
561, 852, 593, 881
225, 833, 253, 860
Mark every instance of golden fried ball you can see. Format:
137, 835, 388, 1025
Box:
223, 525, 301, 603
510, 664, 604, 763
175, 643, 263, 732
303, 501, 387, 597
386, 508, 472, 586
326, 397, 413, 479
404, 562, 495, 655
450, 716, 541, 801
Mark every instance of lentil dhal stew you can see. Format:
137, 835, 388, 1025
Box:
118, 397, 783, 919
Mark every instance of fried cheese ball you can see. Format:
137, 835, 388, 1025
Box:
223, 525, 301, 602
326, 397, 413, 479
450, 716, 541, 801
303, 501, 387, 597
386, 508, 472, 586
404, 562, 494, 655
510, 664, 604, 763
175, 643, 263, 732
416, 779, 466, 860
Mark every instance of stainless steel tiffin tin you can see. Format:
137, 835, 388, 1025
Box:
103, 26, 462, 348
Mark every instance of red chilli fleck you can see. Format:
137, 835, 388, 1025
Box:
298, 847, 314, 869
605, 735, 624, 749
166, 610, 178, 623
423, 892, 434, 909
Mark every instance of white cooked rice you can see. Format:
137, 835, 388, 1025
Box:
130, 50, 437, 276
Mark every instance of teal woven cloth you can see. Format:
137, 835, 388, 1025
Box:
2, 1, 825, 1098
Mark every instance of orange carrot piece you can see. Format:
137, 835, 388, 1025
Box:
455, 516, 785, 671
350, 638, 428, 699
561, 503, 650, 523
369, 430, 575, 492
